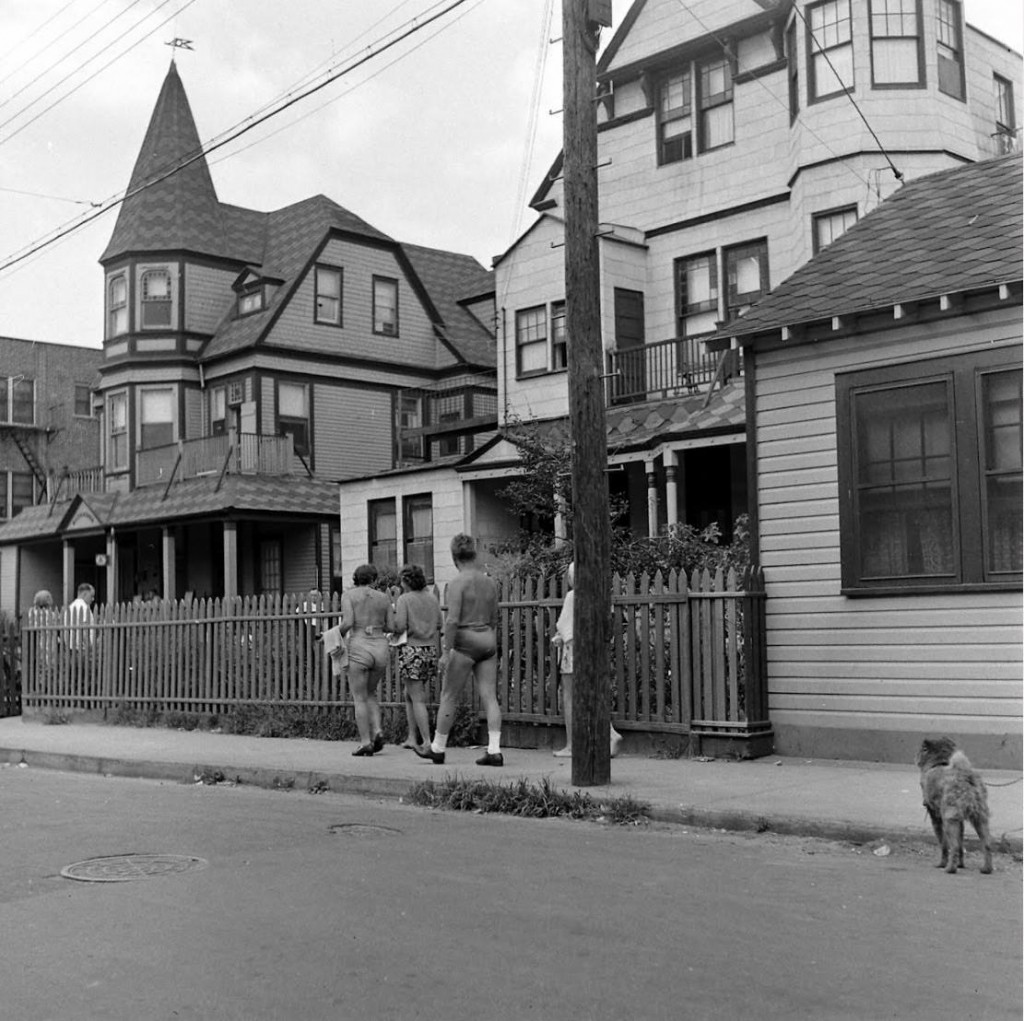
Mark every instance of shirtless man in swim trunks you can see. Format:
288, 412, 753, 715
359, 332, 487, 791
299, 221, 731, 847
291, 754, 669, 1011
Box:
418, 533, 503, 767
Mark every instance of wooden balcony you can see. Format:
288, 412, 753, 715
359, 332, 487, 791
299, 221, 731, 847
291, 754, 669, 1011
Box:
136, 433, 295, 487
605, 335, 742, 405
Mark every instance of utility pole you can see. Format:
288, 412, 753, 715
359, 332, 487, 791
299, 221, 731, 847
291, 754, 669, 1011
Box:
563, 0, 613, 787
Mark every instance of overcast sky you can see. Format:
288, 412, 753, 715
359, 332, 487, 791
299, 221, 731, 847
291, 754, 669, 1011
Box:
1, 0, 1020, 349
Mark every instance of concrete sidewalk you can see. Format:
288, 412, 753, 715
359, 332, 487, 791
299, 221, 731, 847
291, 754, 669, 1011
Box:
1, 717, 1020, 854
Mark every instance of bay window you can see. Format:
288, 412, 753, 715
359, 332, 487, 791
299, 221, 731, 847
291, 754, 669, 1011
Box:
807, 0, 854, 101
140, 268, 172, 328
278, 381, 309, 457
870, 0, 923, 86
108, 274, 128, 336
108, 392, 128, 471
936, 0, 964, 100
140, 388, 174, 450
698, 56, 734, 151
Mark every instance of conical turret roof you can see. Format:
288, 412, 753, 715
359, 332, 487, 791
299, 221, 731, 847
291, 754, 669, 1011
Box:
101, 62, 241, 263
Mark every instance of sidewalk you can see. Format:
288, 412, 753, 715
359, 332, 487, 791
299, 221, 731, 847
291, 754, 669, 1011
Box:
1, 716, 1020, 854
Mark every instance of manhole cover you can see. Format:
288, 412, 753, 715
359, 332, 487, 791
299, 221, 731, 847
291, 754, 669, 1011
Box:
328, 823, 401, 838
61, 854, 208, 883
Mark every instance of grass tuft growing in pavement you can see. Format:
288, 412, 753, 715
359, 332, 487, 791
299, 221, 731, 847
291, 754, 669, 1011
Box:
406, 775, 651, 826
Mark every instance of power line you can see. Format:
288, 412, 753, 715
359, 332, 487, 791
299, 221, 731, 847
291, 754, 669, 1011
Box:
0, 0, 184, 138
0, 0, 476, 276
0, 184, 99, 206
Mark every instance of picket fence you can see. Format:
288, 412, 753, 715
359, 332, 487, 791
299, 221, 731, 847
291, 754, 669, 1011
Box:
19, 568, 769, 748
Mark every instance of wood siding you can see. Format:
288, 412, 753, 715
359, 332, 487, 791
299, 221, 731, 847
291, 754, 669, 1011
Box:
184, 263, 237, 334
315, 385, 393, 481
755, 309, 1023, 746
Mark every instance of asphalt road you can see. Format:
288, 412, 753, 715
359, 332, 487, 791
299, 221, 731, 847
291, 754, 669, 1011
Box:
2, 766, 1020, 1021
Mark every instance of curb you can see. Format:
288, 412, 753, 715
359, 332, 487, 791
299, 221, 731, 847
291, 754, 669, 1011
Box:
4, 746, 1020, 857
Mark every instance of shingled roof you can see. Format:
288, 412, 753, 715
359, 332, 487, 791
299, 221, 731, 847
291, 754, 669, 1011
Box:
720, 153, 1023, 342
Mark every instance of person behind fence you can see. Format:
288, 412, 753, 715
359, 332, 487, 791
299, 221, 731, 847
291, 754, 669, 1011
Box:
393, 564, 443, 754
552, 562, 623, 759
32, 590, 54, 612
339, 564, 395, 757
417, 533, 503, 767
65, 583, 96, 651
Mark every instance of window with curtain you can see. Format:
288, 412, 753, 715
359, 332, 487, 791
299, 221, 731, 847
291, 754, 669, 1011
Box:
870, 0, 923, 86
108, 274, 128, 336
675, 252, 719, 336
698, 56, 734, 151
936, 0, 964, 99
278, 381, 309, 456
140, 269, 172, 328
140, 388, 174, 450
807, 0, 854, 100
813, 205, 858, 252
725, 240, 769, 320
837, 348, 1022, 591
369, 499, 397, 572
657, 70, 693, 164
108, 392, 128, 470
403, 494, 434, 581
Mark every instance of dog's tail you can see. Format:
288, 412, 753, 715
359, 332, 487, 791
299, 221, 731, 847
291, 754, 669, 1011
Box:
949, 750, 973, 773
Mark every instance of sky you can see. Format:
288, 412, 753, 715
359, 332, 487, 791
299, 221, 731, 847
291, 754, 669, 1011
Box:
0, 0, 1020, 349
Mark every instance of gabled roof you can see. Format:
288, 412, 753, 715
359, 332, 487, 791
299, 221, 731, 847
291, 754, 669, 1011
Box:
720, 153, 1023, 343
101, 62, 260, 264
401, 243, 495, 368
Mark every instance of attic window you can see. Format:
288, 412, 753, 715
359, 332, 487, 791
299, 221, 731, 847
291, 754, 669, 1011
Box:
373, 276, 399, 336
315, 265, 342, 326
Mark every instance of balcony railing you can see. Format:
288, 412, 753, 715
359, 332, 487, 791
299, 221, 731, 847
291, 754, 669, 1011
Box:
136, 433, 295, 487
396, 380, 499, 466
48, 467, 105, 497
605, 335, 741, 405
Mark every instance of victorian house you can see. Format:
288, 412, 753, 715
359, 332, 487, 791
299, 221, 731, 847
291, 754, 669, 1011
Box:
0, 61, 497, 612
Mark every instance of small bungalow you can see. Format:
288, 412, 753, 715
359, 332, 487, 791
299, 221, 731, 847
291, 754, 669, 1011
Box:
713, 153, 1022, 769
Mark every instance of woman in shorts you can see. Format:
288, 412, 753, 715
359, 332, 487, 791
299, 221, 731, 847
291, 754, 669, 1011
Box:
393, 564, 443, 754
339, 564, 394, 756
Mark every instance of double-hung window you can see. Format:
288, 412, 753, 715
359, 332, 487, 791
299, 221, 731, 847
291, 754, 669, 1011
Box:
813, 206, 858, 253
74, 385, 92, 418
108, 274, 128, 336
657, 70, 692, 164
936, 0, 964, 100
725, 241, 769, 321
698, 56, 734, 151
869, 0, 923, 86
994, 75, 1016, 152
278, 381, 309, 457
399, 394, 424, 462
403, 494, 434, 582
807, 0, 854, 101
369, 499, 397, 572
140, 269, 172, 328
211, 387, 227, 436
140, 387, 174, 450
515, 305, 549, 377
108, 392, 128, 471
373, 276, 399, 336
550, 301, 568, 370
675, 253, 719, 337
11, 472, 33, 517
315, 266, 342, 325
836, 348, 1022, 592
9, 377, 34, 425
259, 539, 283, 595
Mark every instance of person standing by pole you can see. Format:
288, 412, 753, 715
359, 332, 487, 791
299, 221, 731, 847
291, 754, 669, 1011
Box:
562, 0, 614, 785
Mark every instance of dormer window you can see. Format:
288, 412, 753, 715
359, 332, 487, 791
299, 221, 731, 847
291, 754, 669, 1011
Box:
238, 284, 263, 316
141, 268, 172, 328
108, 274, 128, 336
373, 276, 399, 336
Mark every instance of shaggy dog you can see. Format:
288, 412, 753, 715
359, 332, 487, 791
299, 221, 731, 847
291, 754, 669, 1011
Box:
916, 736, 993, 875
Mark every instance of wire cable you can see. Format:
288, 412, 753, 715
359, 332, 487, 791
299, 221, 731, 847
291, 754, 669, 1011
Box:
0, 0, 475, 275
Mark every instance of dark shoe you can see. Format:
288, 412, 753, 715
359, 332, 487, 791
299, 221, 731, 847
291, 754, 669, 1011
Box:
352, 744, 374, 757
415, 746, 445, 765
476, 752, 504, 767
372, 732, 385, 753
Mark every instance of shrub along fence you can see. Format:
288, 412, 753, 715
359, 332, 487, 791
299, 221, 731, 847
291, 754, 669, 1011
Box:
20, 568, 771, 756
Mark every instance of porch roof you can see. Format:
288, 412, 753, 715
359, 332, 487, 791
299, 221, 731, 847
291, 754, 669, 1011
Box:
0, 476, 340, 546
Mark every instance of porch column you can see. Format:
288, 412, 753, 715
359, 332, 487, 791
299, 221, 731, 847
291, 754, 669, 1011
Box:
645, 459, 658, 537
106, 530, 117, 605
664, 449, 679, 528
162, 527, 176, 601
62, 540, 75, 605
462, 481, 476, 536
223, 521, 238, 598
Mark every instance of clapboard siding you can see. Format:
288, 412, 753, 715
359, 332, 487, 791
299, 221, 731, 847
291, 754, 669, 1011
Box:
312, 382, 393, 481
754, 312, 1022, 750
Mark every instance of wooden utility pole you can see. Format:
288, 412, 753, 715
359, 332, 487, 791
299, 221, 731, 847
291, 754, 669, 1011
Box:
563, 0, 613, 787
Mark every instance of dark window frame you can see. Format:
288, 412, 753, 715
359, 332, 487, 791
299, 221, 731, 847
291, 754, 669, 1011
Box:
368, 498, 398, 573
812, 204, 859, 253
787, 18, 800, 122
994, 73, 1016, 148
11, 376, 35, 425
869, 0, 925, 89
515, 304, 550, 378
836, 346, 1023, 594
258, 536, 284, 595
237, 282, 264, 317
402, 493, 435, 583
277, 380, 310, 458
724, 239, 769, 320
656, 68, 693, 165
314, 264, 343, 326
697, 54, 735, 153
398, 393, 425, 463
936, 0, 965, 101
74, 384, 92, 418
372, 276, 399, 337
674, 250, 720, 338
108, 273, 128, 337
140, 268, 173, 329
806, 0, 854, 103
108, 391, 128, 472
